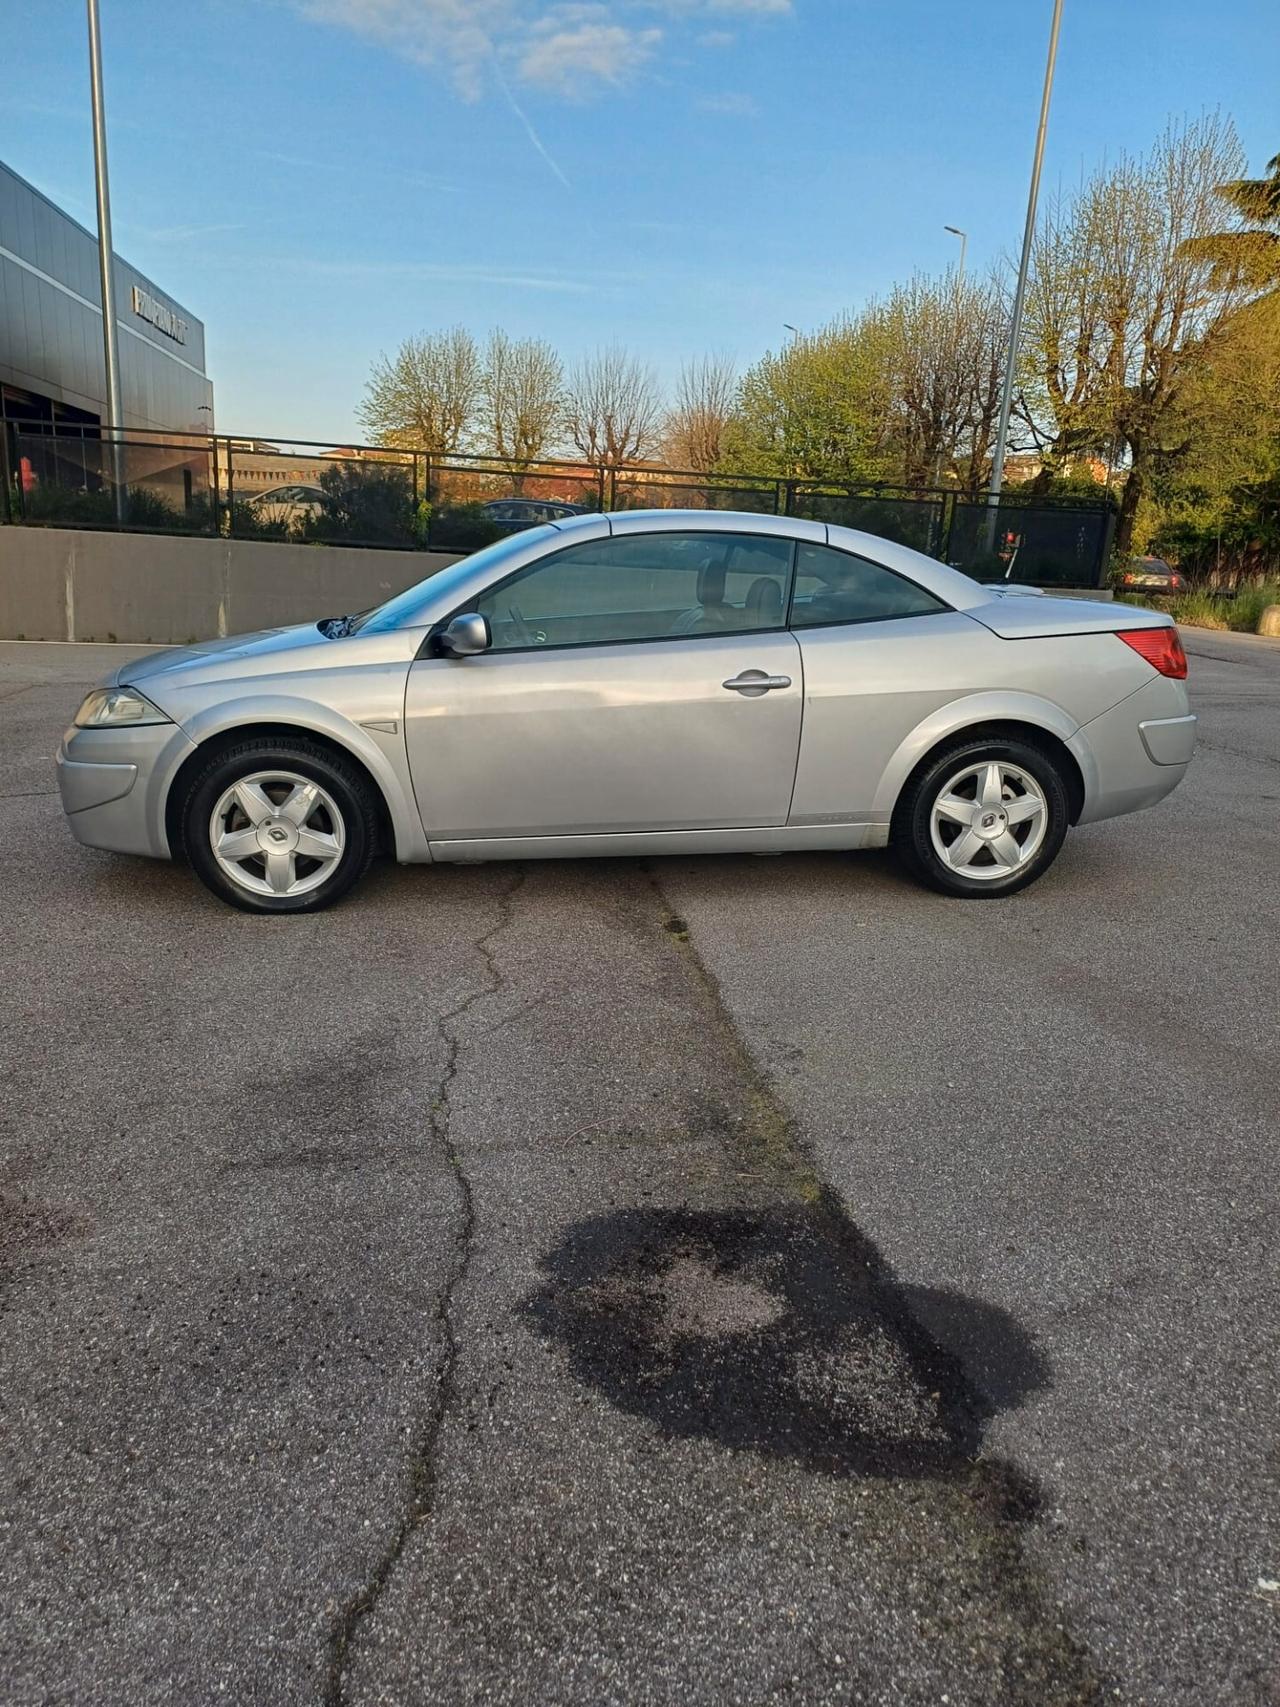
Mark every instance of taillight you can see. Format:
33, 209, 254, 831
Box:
1117, 626, 1188, 678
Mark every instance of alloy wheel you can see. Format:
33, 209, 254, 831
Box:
208, 770, 346, 899
928, 759, 1048, 881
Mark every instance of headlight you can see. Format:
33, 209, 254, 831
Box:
73, 687, 172, 728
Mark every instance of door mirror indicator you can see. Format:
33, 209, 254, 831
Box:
439, 612, 491, 657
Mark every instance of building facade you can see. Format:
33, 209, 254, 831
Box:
0, 159, 213, 437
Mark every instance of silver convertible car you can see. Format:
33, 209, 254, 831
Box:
56, 510, 1195, 913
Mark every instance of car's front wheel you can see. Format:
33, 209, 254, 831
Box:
892, 736, 1070, 898
182, 737, 377, 913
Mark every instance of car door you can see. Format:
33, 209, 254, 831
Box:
404, 528, 802, 845
785, 540, 983, 822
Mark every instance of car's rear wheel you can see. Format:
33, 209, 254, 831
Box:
182, 737, 377, 913
892, 736, 1070, 898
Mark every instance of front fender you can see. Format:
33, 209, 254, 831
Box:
163, 694, 430, 862
870, 689, 1097, 820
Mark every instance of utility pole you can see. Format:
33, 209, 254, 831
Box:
87, 0, 125, 521
984, 0, 1064, 549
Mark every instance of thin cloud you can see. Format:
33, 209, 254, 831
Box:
253, 148, 463, 194
291, 0, 789, 100
295, 1, 662, 99
519, 17, 662, 94
696, 90, 758, 116
121, 221, 245, 244
207, 254, 602, 293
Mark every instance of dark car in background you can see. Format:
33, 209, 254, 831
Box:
1115, 555, 1185, 595
481, 498, 589, 535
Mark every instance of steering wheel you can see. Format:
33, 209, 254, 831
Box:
507, 602, 535, 646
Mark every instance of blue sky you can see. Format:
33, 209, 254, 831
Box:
3, 0, 1275, 440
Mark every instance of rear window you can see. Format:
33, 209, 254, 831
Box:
790, 543, 948, 627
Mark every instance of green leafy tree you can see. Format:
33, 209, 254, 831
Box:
357, 328, 482, 454
720, 317, 896, 484
1146, 293, 1280, 580
1183, 149, 1280, 293
1019, 115, 1264, 556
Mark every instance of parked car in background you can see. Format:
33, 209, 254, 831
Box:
1116, 556, 1184, 595
245, 484, 331, 526
481, 498, 588, 535
56, 510, 1195, 914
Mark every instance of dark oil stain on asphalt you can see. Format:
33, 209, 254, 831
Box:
521, 1198, 1109, 1699
522, 1197, 1048, 1492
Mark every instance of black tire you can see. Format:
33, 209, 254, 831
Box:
891, 735, 1070, 899
182, 737, 377, 914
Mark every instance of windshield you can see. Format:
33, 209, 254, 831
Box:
349, 525, 560, 634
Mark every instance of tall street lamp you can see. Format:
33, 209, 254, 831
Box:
87, 0, 125, 521
943, 225, 967, 285
985, 0, 1065, 537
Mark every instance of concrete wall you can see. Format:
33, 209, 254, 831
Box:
0, 527, 463, 643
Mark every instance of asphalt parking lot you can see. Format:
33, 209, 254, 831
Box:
1, 630, 1277, 1707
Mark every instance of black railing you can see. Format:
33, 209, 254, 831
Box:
1, 419, 1116, 587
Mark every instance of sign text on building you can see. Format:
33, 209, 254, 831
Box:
130, 285, 188, 345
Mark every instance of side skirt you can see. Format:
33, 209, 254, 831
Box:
425, 823, 889, 863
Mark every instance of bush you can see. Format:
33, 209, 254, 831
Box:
228, 499, 292, 541
122, 487, 213, 533
1124, 580, 1280, 632
1167, 589, 1232, 630
20, 484, 115, 527
428, 503, 504, 551
298, 462, 417, 547
19, 481, 215, 534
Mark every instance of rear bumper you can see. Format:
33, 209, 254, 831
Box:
1072, 677, 1195, 826
1138, 712, 1197, 766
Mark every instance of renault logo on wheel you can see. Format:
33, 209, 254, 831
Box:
268, 827, 288, 844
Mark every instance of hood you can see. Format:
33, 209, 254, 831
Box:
113, 623, 327, 688
967, 593, 1170, 641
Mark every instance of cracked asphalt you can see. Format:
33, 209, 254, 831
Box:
1, 632, 1277, 1706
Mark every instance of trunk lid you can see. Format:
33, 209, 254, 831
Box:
967, 593, 1171, 641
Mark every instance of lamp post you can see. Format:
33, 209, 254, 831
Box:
985, 0, 1064, 545
87, 0, 125, 522
943, 225, 967, 285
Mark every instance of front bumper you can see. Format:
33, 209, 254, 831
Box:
56, 721, 198, 858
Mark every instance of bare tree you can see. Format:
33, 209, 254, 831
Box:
879, 273, 1007, 491
357, 327, 482, 454
662, 353, 737, 471
1019, 115, 1260, 552
480, 330, 564, 484
564, 346, 664, 468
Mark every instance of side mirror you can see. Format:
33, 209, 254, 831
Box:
439, 612, 491, 657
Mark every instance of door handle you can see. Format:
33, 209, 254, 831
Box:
722, 671, 792, 696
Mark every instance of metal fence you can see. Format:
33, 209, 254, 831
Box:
1, 420, 1116, 586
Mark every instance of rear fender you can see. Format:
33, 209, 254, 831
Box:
871, 690, 1098, 820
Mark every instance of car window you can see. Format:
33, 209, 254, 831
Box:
789, 543, 948, 627
473, 531, 794, 651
